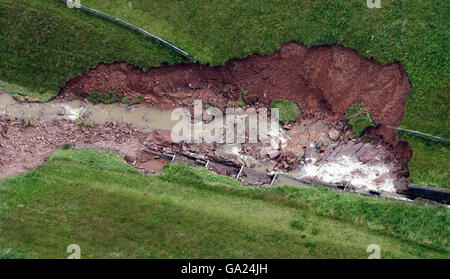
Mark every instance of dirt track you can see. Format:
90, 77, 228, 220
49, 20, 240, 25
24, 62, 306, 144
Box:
61, 42, 410, 130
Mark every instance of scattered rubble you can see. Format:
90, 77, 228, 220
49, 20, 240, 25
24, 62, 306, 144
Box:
0, 116, 145, 178
60, 42, 410, 136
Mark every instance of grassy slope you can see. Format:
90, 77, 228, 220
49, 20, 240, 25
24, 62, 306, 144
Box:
0, 0, 183, 101
0, 0, 448, 186
83, 0, 450, 187
0, 149, 448, 259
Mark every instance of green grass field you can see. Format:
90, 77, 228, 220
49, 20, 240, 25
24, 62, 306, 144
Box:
0, 0, 183, 101
0, 149, 448, 259
0, 0, 447, 187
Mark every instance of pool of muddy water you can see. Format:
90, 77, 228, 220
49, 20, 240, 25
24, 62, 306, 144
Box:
0, 93, 177, 133
0, 93, 407, 194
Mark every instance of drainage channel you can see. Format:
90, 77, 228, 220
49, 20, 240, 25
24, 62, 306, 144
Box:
130, 144, 450, 205
2, 91, 447, 205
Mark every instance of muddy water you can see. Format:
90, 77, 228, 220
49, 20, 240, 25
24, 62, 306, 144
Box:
0, 93, 177, 132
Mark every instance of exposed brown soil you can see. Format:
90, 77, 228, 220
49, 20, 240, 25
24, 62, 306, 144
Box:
61, 42, 410, 130
1, 42, 413, 193
0, 117, 146, 178
0, 113, 409, 192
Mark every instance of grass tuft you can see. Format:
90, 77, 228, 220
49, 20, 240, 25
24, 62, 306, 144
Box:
88, 91, 119, 104
270, 99, 302, 122
121, 96, 130, 104
345, 103, 375, 136
290, 219, 306, 231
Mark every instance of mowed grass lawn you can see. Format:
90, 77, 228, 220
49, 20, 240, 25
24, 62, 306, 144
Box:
0, 0, 448, 187
0, 149, 448, 259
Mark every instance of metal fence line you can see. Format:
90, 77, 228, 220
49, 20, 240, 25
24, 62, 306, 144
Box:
61, 0, 192, 60
387, 126, 450, 144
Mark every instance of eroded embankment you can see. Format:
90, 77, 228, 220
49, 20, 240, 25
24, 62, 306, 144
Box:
61, 42, 410, 130
60, 42, 412, 163
1, 42, 413, 193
